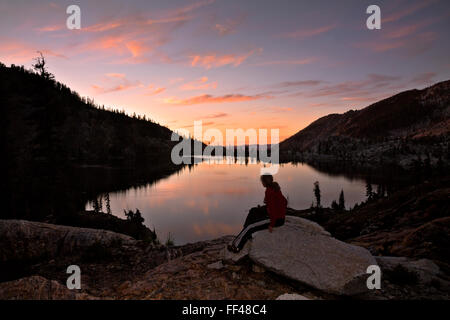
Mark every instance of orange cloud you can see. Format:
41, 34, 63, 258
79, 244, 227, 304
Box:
105, 73, 126, 78
203, 112, 228, 119
190, 49, 262, 69
78, 34, 157, 64
181, 121, 215, 128
86, 22, 123, 33
146, 85, 166, 96
71, 2, 214, 64
0, 39, 66, 63
126, 40, 149, 58
180, 77, 218, 90
163, 93, 268, 105
270, 106, 293, 112
92, 83, 136, 94
35, 25, 63, 32
91, 73, 141, 94
95, 36, 150, 56
281, 24, 336, 39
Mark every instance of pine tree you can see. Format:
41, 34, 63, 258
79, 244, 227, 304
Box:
97, 194, 103, 213
331, 200, 339, 210
105, 193, 111, 214
313, 181, 321, 208
366, 182, 373, 201
338, 189, 345, 210
92, 198, 100, 214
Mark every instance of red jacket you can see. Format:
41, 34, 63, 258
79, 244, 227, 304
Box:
264, 186, 287, 227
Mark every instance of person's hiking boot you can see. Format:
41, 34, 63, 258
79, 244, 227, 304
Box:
227, 244, 240, 253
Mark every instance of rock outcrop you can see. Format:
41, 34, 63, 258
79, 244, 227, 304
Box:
375, 256, 446, 285
0, 276, 92, 300
228, 216, 377, 295
314, 181, 450, 265
2, 218, 448, 299
0, 220, 136, 263
106, 236, 312, 300
276, 293, 311, 300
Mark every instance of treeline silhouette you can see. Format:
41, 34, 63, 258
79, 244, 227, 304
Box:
0, 61, 188, 222
1, 62, 179, 167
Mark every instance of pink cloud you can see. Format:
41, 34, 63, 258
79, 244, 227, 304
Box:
65, 1, 215, 64
105, 73, 126, 78
383, 0, 438, 24
80, 35, 156, 63
270, 106, 293, 112
180, 77, 218, 90
91, 73, 142, 94
146, 85, 166, 96
35, 25, 63, 32
190, 49, 262, 69
281, 24, 336, 39
0, 39, 66, 63
213, 14, 246, 36
203, 112, 228, 119
182, 121, 215, 128
163, 93, 268, 105
289, 74, 402, 101
92, 83, 136, 94
410, 72, 437, 85
355, 31, 437, 53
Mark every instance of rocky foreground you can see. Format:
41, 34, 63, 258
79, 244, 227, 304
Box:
1, 216, 449, 300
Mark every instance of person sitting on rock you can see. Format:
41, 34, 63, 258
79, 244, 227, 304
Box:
228, 174, 287, 253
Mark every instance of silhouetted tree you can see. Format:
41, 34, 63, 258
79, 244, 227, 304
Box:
125, 209, 145, 225
338, 189, 345, 210
92, 198, 100, 214
366, 182, 373, 201
32, 51, 54, 80
331, 200, 339, 210
105, 193, 111, 214
313, 181, 321, 208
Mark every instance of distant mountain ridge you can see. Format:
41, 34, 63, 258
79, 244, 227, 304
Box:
280, 80, 450, 154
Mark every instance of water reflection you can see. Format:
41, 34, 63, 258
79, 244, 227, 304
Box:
87, 159, 371, 245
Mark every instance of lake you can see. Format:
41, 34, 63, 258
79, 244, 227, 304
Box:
85, 158, 371, 245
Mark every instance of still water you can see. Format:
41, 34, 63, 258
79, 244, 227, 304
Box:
86, 159, 369, 245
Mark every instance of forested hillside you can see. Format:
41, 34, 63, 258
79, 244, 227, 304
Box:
280, 80, 450, 167
1, 63, 177, 168
0, 62, 185, 221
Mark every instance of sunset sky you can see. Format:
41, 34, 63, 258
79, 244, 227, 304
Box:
1, 0, 450, 141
